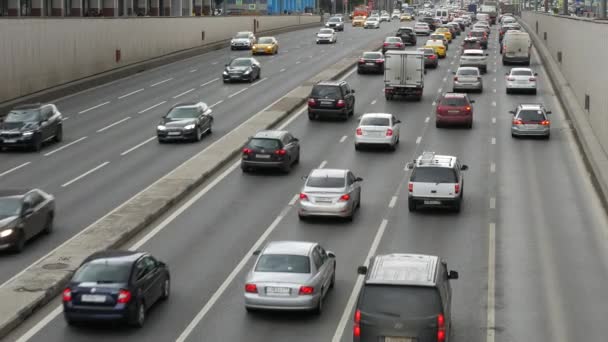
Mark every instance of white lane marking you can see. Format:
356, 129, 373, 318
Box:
490, 162, 496, 173
173, 88, 195, 98
209, 100, 223, 108
280, 68, 286, 72
490, 197, 496, 209
296, 60, 301, 64
120, 136, 156, 156
388, 196, 397, 208
138, 101, 167, 114
318, 160, 327, 169
43, 136, 87, 156
228, 88, 248, 98
254, 77, 268, 85
150, 78, 173, 87
117, 88, 144, 99
331, 219, 389, 342
212, 61, 218, 65
425, 117, 430, 123
415, 136, 422, 144
61, 161, 109, 187
190, 69, 198, 73
492, 89, 497, 93
491, 137, 496, 145
14, 305, 63, 342
200, 78, 219, 87
0, 162, 31, 178
61, 117, 69, 121
339, 135, 348, 143
493, 78, 497, 82
371, 99, 377, 105
487, 222, 496, 342
432, 101, 437, 106
442, 77, 447, 82
78, 101, 110, 114
491, 101, 497, 107
438, 87, 443, 93
96, 117, 131, 133
288, 193, 299, 206
492, 117, 496, 124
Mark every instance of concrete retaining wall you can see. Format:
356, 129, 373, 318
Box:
521, 12, 608, 152
0, 15, 320, 103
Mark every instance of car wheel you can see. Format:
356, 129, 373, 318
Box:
241, 164, 250, 173
194, 127, 202, 142
131, 302, 146, 328
11, 230, 26, 253
385, 94, 392, 100
31, 136, 42, 152
467, 121, 473, 129
43, 213, 53, 234
257, 71, 261, 80
357, 69, 362, 74
436, 121, 441, 128
298, 214, 307, 221
294, 151, 300, 164
157, 137, 166, 144
408, 199, 416, 212
330, 267, 336, 289
532, 89, 537, 95
54, 125, 63, 143
345, 206, 354, 222
282, 160, 291, 173
545, 133, 551, 140
511, 133, 517, 138
160, 277, 170, 300
453, 198, 462, 213
65, 317, 76, 326
506, 88, 511, 94
313, 291, 324, 315
308, 112, 316, 121
249, 75, 254, 83
354, 144, 360, 151
389, 143, 396, 151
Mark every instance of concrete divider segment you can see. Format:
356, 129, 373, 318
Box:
0, 40, 381, 339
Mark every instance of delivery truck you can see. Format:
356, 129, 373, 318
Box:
384, 50, 425, 101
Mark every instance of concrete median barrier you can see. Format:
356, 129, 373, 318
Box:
0, 40, 382, 339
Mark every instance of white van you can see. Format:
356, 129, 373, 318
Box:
435, 8, 449, 23
502, 31, 531, 65
476, 13, 490, 22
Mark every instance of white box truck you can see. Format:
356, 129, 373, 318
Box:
384, 50, 425, 101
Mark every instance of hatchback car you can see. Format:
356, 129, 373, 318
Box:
380, 13, 391, 22
316, 28, 337, 43
325, 16, 345, 31
510, 104, 551, 138
469, 29, 488, 48
506, 68, 538, 94
446, 22, 461, 36
307, 81, 355, 120
241, 130, 300, 173
298, 168, 363, 221
157, 102, 213, 143
252, 36, 279, 55
355, 113, 401, 151
357, 51, 385, 74
435, 93, 475, 128
245, 241, 336, 314
396, 27, 417, 45
230, 31, 256, 50
400, 13, 413, 21
419, 16, 437, 30
63, 250, 170, 327
382, 37, 405, 54
0, 103, 63, 151
222, 57, 261, 83
0, 189, 55, 253
453, 67, 483, 92
414, 22, 431, 35
418, 47, 439, 68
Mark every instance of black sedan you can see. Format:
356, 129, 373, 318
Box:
63, 250, 170, 327
396, 27, 417, 45
222, 57, 261, 83
241, 130, 300, 173
357, 51, 385, 74
157, 102, 213, 143
0, 189, 55, 253
417, 47, 439, 69
0, 103, 63, 152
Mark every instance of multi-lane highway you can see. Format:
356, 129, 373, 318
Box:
5, 17, 608, 342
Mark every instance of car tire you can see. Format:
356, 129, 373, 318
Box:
157, 137, 166, 144
545, 133, 551, 140
11, 230, 26, 253
43, 213, 53, 234
308, 112, 316, 121
313, 293, 323, 315
453, 198, 462, 213
130, 301, 146, 328
241, 164, 250, 173
248, 75, 254, 83
65, 317, 76, 326
385, 94, 393, 100
31, 135, 42, 152
282, 160, 291, 173
389, 143, 396, 151
506, 88, 511, 94
298, 214, 307, 221
160, 277, 170, 301
467, 121, 473, 129
329, 268, 336, 289
408, 199, 416, 212
354, 144, 360, 151
194, 127, 202, 142
532, 89, 537, 95
54, 125, 63, 143
357, 69, 362, 74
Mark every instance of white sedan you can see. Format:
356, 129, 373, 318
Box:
364, 17, 381, 29
414, 22, 431, 35
316, 28, 337, 44
355, 113, 401, 151
380, 13, 391, 22
506, 68, 538, 94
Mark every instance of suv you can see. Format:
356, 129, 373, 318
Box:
436, 93, 475, 128
0, 103, 63, 151
510, 104, 551, 138
396, 27, 417, 45
354, 253, 459, 342
307, 81, 355, 121
241, 130, 300, 173
230, 31, 256, 50
406, 152, 468, 212
325, 17, 345, 31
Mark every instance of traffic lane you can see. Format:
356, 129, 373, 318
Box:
493, 49, 608, 342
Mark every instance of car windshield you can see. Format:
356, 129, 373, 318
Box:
415, 24, 428, 27
458, 68, 479, 76
72, 262, 131, 283
311, 85, 341, 99
431, 35, 444, 40
258, 38, 273, 44
166, 107, 199, 119
411, 167, 457, 183
397, 28, 413, 34
230, 59, 252, 67
235, 32, 250, 38
329, 18, 340, 22
512, 70, 532, 76
4, 110, 41, 123
359, 285, 442, 318
517, 109, 546, 122
470, 31, 484, 37
306, 176, 345, 188
360, 117, 390, 126
441, 96, 468, 106
363, 52, 382, 59
255, 254, 310, 273
319, 29, 333, 34
0, 197, 21, 217
248, 138, 281, 150
386, 37, 402, 43
367, 17, 378, 21
354, 16, 364, 20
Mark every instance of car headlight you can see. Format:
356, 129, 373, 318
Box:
244, 70, 251, 74
22, 131, 34, 136
231, 40, 235, 44
157, 125, 167, 131
223, 71, 228, 75
184, 124, 196, 130
0, 229, 13, 238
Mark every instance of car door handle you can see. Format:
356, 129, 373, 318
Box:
431, 190, 437, 193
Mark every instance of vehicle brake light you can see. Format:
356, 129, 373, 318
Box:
429, 54, 437, 59
529, 77, 536, 81
299, 286, 314, 295
117, 289, 132, 304
307, 98, 316, 106
356, 128, 362, 136
242, 148, 253, 155
245, 283, 258, 293
513, 119, 524, 125
353, 309, 361, 337
386, 128, 393, 136
455, 184, 460, 194
375, 59, 384, 64
337, 100, 346, 108
62, 288, 72, 302
274, 149, 287, 156
383, 42, 389, 46
340, 194, 351, 201
408, 182, 413, 193
396, 43, 403, 47
507, 77, 515, 81
540, 120, 550, 125
437, 313, 446, 342
299, 193, 308, 200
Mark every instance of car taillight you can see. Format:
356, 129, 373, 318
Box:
383, 42, 389, 46
242, 148, 253, 155
353, 309, 361, 337
358, 58, 365, 63
337, 100, 346, 108
308, 98, 316, 106
117, 289, 132, 304
375, 59, 384, 63
340, 194, 351, 201
454, 184, 460, 194
275, 149, 287, 156
62, 288, 72, 302
356, 128, 363, 136
540, 120, 550, 125
437, 313, 446, 342
507, 77, 515, 81
245, 283, 258, 293
299, 193, 308, 200
429, 54, 437, 59
465, 106, 472, 112
299, 286, 314, 295
408, 182, 413, 193
513, 119, 524, 125
386, 128, 393, 136
529, 77, 536, 81
396, 43, 403, 47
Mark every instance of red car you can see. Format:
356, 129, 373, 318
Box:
435, 93, 475, 128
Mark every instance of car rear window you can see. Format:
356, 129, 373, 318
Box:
511, 70, 532, 76
72, 262, 131, 283
311, 85, 341, 99
411, 167, 457, 183
517, 109, 546, 122
386, 37, 402, 43
248, 138, 281, 150
360, 117, 390, 126
255, 254, 310, 273
306, 176, 345, 188
230, 59, 252, 67
359, 285, 442, 318
0, 197, 21, 217
441, 96, 468, 106
464, 51, 484, 56
397, 28, 413, 34
363, 52, 382, 59
470, 31, 484, 37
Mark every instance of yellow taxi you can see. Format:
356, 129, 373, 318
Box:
252, 36, 279, 55
429, 33, 449, 50
400, 13, 413, 21
424, 39, 447, 58
352, 16, 366, 27
434, 27, 453, 42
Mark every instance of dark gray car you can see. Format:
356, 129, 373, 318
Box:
222, 57, 261, 83
0, 103, 63, 151
157, 102, 213, 143
241, 130, 300, 173
307, 81, 356, 120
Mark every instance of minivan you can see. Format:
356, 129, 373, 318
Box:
435, 9, 449, 23
502, 31, 531, 65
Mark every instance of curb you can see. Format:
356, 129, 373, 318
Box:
0, 40, 381, 340
518, 16, 608, 210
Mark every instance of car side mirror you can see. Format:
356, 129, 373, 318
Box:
405, 162, 414, 170
355, 177, 363, 182
448, 270, 459, 279
470, 100, 475, 103
351, 89, 355, 93
508, 110, 515, 114
395, 119, 401, 124
327, 251, 336, 258
301, 175, 308, 180
357, 265, 368, 275
452, 71, 456, 75
546, 110, 552, 114
534, 72, 538, 76
460, 164, 468, 170
505, 73, 509, 76
253, 250, 261, 256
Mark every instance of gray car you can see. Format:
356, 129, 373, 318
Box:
452, 67, 483, 92
244, 241, 336, 314
298, 168, 362, 221
510, 104, 552, 138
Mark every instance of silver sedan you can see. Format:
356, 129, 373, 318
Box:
298, 168, 363, 221
244, 241, 336, 314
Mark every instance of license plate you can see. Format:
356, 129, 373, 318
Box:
3, 139, 16, 143
81, 294, 106, 303
366, 132, 382, 136
448, 110, 460, 114
320, 101, 333, 106
266, 287, 291, 296
517, 80, 528, 84
168, 131, 181, 136
231, 75, 240, 78
385, 337, 413, 342
366, 62, 375, 65
316, 198, 333, 203
256, 154, 270, 159
424, 200, 441, 205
